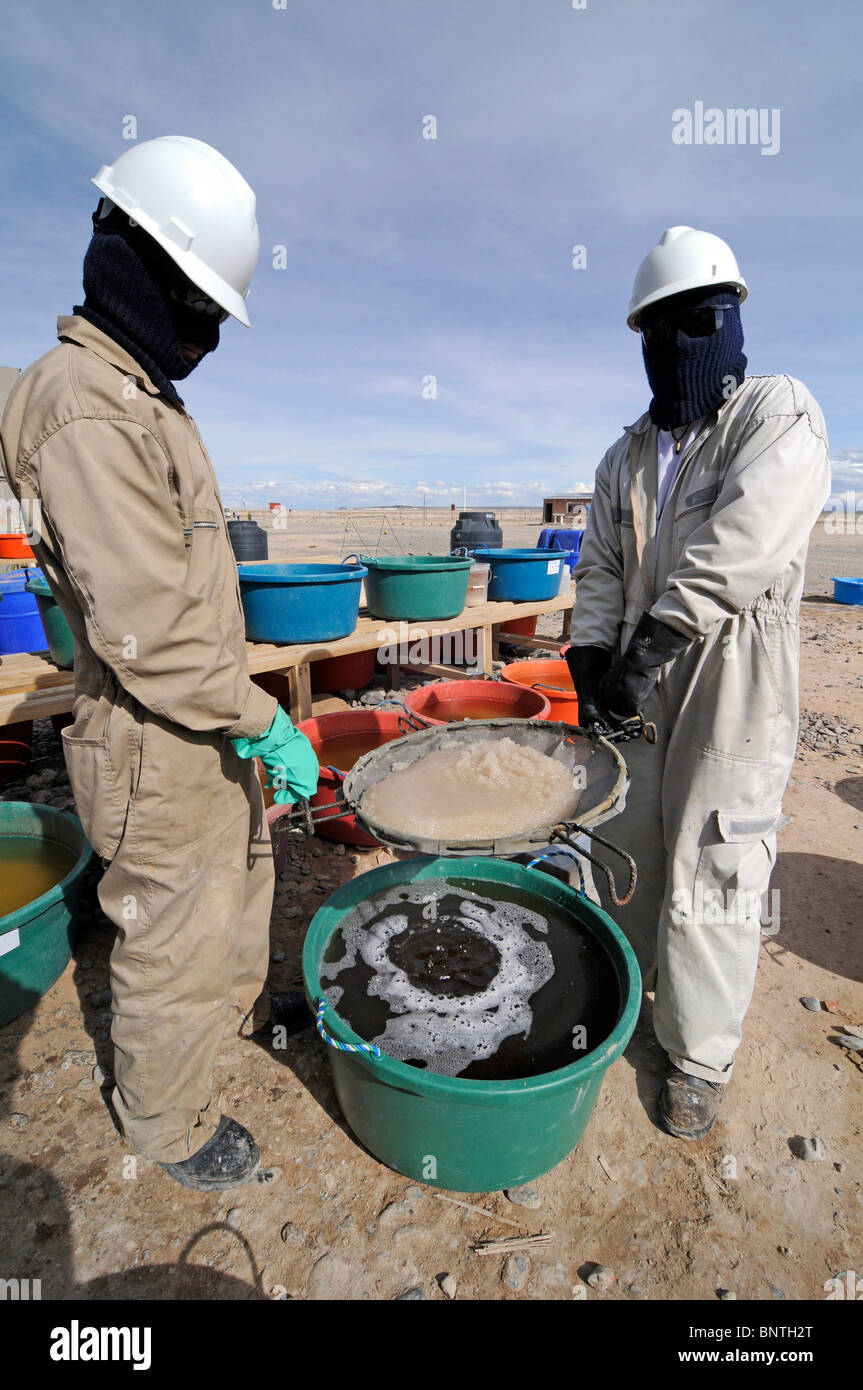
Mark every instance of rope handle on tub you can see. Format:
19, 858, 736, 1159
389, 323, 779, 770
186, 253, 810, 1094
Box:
527, 845, 586, 896
315, 998, 382, 1058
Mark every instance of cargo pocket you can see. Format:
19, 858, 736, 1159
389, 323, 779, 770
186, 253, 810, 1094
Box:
693, 807, 787, 928
60, 728, 130, 861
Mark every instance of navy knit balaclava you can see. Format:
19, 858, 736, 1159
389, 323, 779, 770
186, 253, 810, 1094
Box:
640, 285, 746, 430
73, 207, 221, 404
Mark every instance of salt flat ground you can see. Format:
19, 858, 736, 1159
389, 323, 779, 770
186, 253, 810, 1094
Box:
265, 508, 863, 601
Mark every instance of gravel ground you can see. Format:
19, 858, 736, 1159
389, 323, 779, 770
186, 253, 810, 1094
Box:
0, 528, 859, 1303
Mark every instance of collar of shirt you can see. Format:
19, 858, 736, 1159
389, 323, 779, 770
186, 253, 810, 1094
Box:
57, 314, 165, 399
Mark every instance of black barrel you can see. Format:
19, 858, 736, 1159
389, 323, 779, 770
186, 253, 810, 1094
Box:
449, 510, 503, 554
227, 519, 268, 562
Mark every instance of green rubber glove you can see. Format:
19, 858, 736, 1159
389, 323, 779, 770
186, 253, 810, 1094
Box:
232, 706, 320, 804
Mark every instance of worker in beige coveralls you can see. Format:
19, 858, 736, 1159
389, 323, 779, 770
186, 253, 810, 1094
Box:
1, 137, 319, 1190
567, 227, 830, 1138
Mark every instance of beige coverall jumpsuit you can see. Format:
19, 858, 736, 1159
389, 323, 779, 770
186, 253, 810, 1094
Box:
571, 374, 830, 1083
1, 316, 280, 1162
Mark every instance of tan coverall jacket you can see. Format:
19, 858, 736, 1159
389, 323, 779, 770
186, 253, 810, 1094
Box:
571, 374, 830, 1082
0, 316, 279, 1161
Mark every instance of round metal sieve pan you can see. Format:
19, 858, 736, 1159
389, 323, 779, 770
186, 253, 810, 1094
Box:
339, 719, 629, 858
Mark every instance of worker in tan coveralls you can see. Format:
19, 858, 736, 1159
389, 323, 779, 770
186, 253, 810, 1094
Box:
1, 137, 319, 1189
567, 227, 830, 1139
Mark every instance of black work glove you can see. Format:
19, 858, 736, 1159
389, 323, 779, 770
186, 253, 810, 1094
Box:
564, 645, 614, 732
598, 613, 692, 721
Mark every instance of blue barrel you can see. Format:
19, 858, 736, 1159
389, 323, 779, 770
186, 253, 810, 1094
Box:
237, 561, 368, 643
473, 546, 573, 602
537, 528, 584, 572
0, 568, 48, 654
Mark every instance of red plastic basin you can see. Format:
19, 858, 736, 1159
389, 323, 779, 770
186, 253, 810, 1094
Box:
310, 649, 376, 694
403, 679, 551, 726
0, 719, 33, 784
299, 709, 408, 846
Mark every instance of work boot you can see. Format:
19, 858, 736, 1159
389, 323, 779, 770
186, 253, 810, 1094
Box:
160, 1116, 260, 1191
258, 988, 313, 1041
659, 1068, 725, 1140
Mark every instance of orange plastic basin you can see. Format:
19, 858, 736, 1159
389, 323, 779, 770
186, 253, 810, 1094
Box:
499, 615, 538, 639
0, 534, 35, 560
500, 659, 579, 725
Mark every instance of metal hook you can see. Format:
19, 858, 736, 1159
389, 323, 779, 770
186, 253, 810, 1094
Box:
553, 822, 637, 907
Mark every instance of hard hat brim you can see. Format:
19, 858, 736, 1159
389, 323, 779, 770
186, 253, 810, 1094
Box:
627, 276, 748, 331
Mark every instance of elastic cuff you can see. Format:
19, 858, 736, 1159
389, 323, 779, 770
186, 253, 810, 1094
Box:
227, 684, 279, 741
648, 599, 701, 642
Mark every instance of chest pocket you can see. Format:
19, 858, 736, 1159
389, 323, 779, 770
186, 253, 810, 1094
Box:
183, 509, 221, 542
182, 506, 227, 612
671, 480, 722, 549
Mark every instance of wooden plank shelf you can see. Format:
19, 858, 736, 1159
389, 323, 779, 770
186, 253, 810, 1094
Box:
0, 586, 574, 726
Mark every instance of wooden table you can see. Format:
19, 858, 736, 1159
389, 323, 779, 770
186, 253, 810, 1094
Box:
0, 586, 574, 726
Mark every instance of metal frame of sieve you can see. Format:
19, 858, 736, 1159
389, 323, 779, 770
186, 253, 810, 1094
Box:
278, 719, 639, 906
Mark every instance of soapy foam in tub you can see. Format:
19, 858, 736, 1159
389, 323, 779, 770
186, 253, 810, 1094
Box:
320, 879, 554, 1076
359, 736, 581, 840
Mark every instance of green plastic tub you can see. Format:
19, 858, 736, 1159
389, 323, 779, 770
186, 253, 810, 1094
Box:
0, 802, 93, 1025
355, 554, 473, 621
24, 573, 74, 668
303, 856, 641, 1192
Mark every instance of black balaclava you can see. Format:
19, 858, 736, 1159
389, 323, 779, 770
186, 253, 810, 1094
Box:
640, 285, 747, 430
73, 206, 221, 404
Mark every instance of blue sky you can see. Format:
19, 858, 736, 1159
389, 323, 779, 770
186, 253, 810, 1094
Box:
1, 0, 860, 508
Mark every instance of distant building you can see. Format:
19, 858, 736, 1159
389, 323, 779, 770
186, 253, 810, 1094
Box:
542, 494, 591, 526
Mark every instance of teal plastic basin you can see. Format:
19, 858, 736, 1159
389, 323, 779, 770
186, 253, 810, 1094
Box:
24, 573, 75, 668
303, 856, 641, 1193
0, 802, 93, 1025
358, 555, 473, 621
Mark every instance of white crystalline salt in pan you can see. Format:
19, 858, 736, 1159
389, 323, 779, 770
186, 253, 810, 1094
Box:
359, 736, 582, 840
320, 880, 555, 1076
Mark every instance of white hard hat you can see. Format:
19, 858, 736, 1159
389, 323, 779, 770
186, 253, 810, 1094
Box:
92, 136, 259, 326
627, 226, 748, 331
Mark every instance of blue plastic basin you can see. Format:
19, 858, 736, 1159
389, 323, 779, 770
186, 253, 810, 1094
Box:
237, 561, 368, 643
0, 568, 48, 655
472, 547, 573, 602
832, 577, 863, 606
